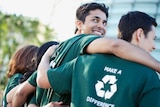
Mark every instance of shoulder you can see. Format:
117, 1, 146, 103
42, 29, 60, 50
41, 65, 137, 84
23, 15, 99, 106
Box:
10, 73, 23, 81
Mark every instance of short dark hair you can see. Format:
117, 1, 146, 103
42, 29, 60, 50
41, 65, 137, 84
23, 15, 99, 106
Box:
118, 11, 157, 42
75, 2, 109, 34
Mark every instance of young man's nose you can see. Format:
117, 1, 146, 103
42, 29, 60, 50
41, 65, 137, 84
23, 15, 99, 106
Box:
97, 22, 105, 29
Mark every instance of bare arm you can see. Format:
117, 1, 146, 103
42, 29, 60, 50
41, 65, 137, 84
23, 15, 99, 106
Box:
11, 81, 36, 107
37, 45, 58, 88
28, 104, 39, 107
28, 102, 68, 107
43, 102, 68, 107
86, 37, 160, 72
7, 103, 12, 107
7, 85, 19, 104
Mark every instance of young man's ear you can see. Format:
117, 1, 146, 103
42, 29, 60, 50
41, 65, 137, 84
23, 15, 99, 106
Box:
136, 28, 144, 40
75, 19, 83, 31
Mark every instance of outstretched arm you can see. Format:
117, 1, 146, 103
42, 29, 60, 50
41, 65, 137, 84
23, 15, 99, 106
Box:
86, 37, 160, 72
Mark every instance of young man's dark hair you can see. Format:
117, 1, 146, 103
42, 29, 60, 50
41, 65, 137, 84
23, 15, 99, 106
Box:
118, 11, 157, 42
75, 2, 109, 34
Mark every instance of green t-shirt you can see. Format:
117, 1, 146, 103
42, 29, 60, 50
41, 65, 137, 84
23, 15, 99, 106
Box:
2, 73, 23, 107
27, 71, 46, 106
48, 54, 160, 107
39, 34, 100, 106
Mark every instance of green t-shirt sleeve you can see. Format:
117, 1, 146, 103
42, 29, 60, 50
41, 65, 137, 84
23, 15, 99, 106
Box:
47, 59, 77, 94
78, 34, 101, 54
27, 71, 37, 87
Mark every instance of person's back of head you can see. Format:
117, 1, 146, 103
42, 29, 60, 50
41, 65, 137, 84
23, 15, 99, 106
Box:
7, 45, 39, 78
118, 11, 157, 42
75, 2, 109, 34
37, 41, 59, 66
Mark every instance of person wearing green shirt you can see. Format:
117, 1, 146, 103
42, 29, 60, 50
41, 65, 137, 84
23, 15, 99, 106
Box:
46, 53, 160, 107
3, 45, 38, 107
37, 11, 160, 107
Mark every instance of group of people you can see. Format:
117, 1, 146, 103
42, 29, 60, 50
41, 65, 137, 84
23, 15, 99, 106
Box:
2, 2, 160, 107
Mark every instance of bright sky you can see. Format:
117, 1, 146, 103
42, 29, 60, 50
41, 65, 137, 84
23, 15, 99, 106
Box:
0, 0, 93, 41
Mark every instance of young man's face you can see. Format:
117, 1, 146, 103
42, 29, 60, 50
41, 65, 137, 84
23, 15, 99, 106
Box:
77, 9, 107, 37
137, 26, 156, 52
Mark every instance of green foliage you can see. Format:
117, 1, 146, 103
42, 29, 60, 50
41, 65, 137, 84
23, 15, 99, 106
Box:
0, 11, 57, 88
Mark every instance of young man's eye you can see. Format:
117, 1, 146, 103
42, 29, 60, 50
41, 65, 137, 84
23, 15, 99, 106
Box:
103, 21, 107, 26
93, 19, 98, 22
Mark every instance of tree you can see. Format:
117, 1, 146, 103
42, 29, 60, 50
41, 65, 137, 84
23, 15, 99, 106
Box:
0, 11, 57, 89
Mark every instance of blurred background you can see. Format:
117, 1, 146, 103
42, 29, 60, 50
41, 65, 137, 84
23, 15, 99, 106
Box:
0, 0, 160, 106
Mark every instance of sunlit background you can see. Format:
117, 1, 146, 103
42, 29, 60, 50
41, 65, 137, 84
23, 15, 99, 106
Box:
0, 0, 160, 60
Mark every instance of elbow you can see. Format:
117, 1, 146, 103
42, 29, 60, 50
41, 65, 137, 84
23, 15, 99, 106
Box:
108, 39, 121, 54
36, 76, 44, 88
112, 39, 122, 48
110, 39, 127, 54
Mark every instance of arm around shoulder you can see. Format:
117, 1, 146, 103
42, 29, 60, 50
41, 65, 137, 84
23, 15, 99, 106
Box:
86, 37, 160, 72
36, 46, 57, 88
